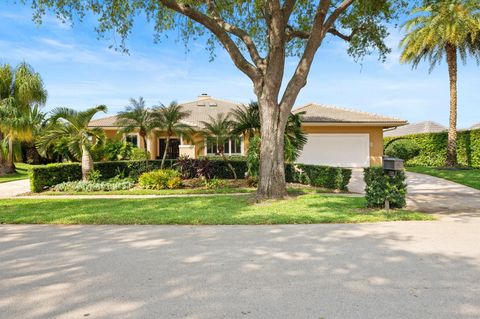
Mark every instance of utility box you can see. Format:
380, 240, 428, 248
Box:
383, 157, 404, 171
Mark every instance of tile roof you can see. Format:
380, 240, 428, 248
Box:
384, 121, 447, 137
89, 95, 241, 128
89, 97, 407, 128
293, 103, 407, 127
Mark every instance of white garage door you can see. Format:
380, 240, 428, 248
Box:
297, 134, 370, 168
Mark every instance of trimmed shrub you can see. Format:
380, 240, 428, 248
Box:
384, 129, 480, 167
385, 139, 421, 162
364, 167, 407, 208
138, 169, 182, 190
52, 180, 134, 192
30, 163, 82, 192
285, 163, 352, 190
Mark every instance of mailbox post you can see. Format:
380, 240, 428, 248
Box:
382, 157, 404, 210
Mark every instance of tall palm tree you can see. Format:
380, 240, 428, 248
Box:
400, 0, 480, 166
0, 63, 47, 174
201, 114, 237, 179
37, 105, 107, 180
116, 97, 156, 168
155, 101, 192, 169
231, 102, 307, 162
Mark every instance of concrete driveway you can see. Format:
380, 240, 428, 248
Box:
1, 222, 479, 319
0, 179, 30, 198
348, 170, 480, 218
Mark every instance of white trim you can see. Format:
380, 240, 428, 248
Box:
124, 133, 140, 148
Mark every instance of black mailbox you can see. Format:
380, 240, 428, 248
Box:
383, 157, 404, 171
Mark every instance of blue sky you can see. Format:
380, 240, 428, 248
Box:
0, 2, 478, 128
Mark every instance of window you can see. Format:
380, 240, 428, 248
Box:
206, 136, 242, 155
126, 134, 138, 147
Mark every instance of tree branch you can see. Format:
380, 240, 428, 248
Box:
159, 0, 260, 81
323, 0, 355, 31
204, 0, 264, 69
282, 0, 297, 21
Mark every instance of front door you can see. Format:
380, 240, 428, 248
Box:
158, 138, 180, 159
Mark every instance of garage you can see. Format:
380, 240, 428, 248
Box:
297, 133, 370, 168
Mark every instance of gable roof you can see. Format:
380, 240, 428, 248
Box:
88, 95, 241, 128
384, 121, 447, 137
293, 103, 407, 127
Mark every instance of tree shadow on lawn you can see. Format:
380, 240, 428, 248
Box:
1, 222, 479, 319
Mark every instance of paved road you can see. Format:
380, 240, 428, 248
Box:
1, 221, 480, 319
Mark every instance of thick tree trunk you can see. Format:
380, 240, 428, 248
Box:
81, 145, 94, 181
445, 44, 458, 167
0, 132, 6, 176
5, 137, 16, 174
161, 136, 170, 169
256, 98, 290, 199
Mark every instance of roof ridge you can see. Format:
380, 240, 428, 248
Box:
179, 96, 242, 106
306, 103, 405, 121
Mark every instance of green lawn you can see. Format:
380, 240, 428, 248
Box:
407, 166, 480, 190
0, 163, 34, 183
0, 194, 433, 225
41, 186, 331, 196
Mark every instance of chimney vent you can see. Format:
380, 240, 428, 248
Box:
198, 93, 211, 100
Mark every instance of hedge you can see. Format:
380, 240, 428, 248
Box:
30, 159, 245, 192
285, 163, 352, 191
30, 159, 352, 192
384, 129, 480, 167
364, 167, 407, 208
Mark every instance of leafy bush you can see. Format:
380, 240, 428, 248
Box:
204, 177, 227, 189
285, 163, 352, 190
92, 139, 135, 161
87, 169, 102, 182
364, 167, 407, 208
52, 179, 134, 192
130, 147, 150, 161
384, 129, 480, 167
138, 169, 182, 190
246, 135, 261, 178
385, 139, 421, 162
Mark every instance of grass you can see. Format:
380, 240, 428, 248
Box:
0, 163, 34, 184
407, 166, 480, 190
0, 194, 433, 225
39, 185, 330, 196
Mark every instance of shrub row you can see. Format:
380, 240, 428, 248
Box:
364, 167, 407, 208
30, 159, 245, 192
285, 163, 352, 190
30, 159, 352, 192
384, 129, 480, 167
52, 180, 134, 192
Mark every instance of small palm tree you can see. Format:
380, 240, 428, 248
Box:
231, 101, 307, 162
155, 101, 192, 169
116, 97, 156, 168
201, 114, 237, 179
37, 105, 107, 180
400, 0, 480, 166
0, 63, 47, 174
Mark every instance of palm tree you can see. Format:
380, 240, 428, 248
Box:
37, 105, 107, 180
0, 63, 47, 174
155, 101, 192, 169
116, 97, 156, 168
231, 102, 307, 162
400, 0, 480, 166
201, 114, 237, 179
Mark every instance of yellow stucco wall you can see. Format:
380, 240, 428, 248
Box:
301, 125, 384, 166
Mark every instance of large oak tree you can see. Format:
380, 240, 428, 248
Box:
26, 0, 410, 199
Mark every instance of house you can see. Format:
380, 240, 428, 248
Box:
384, 121, 447, 138
89, 94, 407, 168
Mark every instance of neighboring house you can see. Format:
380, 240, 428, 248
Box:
384, 121, 447, 138
89, 94, 407, 168
469, 123, 480, 130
